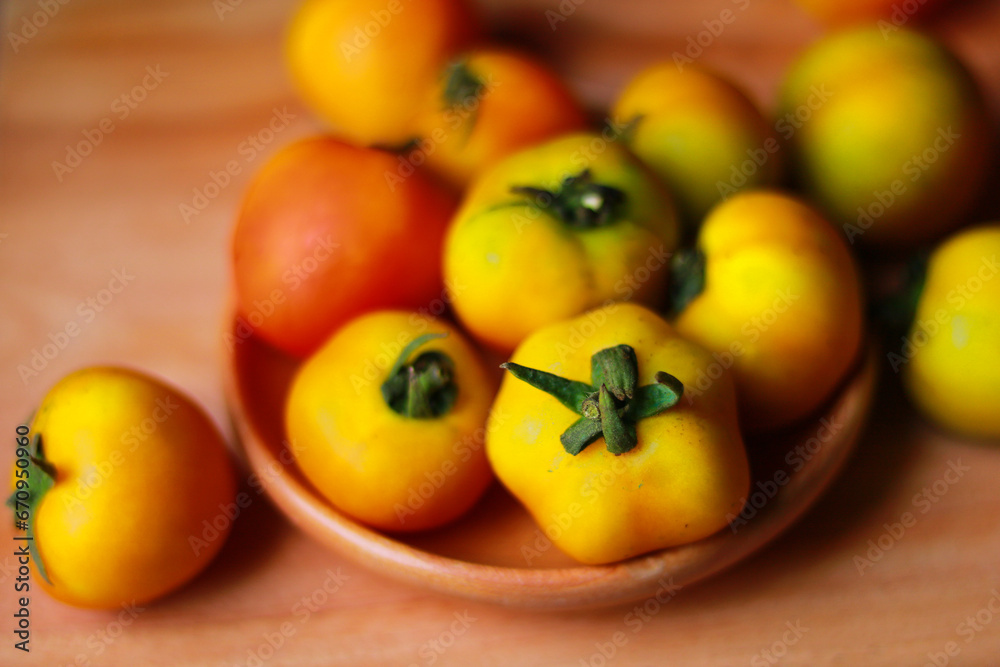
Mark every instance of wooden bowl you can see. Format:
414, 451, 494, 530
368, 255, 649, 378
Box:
223, 317, 877, 610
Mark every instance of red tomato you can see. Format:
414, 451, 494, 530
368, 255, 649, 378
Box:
232, 137, 457, 357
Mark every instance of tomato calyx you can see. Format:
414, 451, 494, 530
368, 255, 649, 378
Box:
668, 247, 707, 316
443, 59, 484, 110
441, 59, 484, 142
5, 430, 54, 584
381, 333, 458, 419
607, 114, 643, 144
501, 344, 684, 455
872, 251, 929, 338
510, 169, 626, 230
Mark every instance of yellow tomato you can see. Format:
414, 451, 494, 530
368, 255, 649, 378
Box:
286, 0, 479, 145
414, 48, 588, 188
901, 224, 1000, 439
487, 303, 750, 564
10, 367, 236, 608
444, 132, 679, 353
778, 26, 992, 247
612, 63, 781, 225
285, 311, 496, 531
672, 190, 864, 432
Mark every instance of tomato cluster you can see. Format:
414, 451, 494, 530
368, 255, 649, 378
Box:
12, 0, 1000, 609
237, 0, 999, 560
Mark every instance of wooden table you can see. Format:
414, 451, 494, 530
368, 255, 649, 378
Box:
2, 0, 999, 664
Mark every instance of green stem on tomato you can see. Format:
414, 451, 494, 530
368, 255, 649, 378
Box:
5, 430, 53, 584
501, 344, 684, 456
499, 362, 594, 414
510, 170, 626, 230
442, 59, 484, 109
872, 251, 929, 339
668, 247, 707, 317
440, 59, 484, 144
591, 344, 638, 401
381, 333, 457, 419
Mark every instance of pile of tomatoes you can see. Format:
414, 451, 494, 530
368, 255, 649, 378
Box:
12, 0, 1000, 610
230, 0, 1000, 564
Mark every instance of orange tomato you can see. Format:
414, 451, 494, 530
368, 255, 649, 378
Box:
286, 0, 479, 146
232, 137, 457, 358
285, 312, 497, 532
412, 49, 589, 187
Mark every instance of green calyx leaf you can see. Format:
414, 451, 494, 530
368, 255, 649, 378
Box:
633, 373, 685, 420
872, 251, 929, 338
499, 362, 594, 414
604, 114, 643, 145
510, 169, 627, 230
668, 247, 707, 317
381, 333, 458, 419
442, 59, 484, 109
5, 431, 54, 584
501, 345, 685, 456
441, 59, 483, 145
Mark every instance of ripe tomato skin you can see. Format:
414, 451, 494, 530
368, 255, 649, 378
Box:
672, 191, 864, 432
414, 49, 589, 188
286, 0, 480, 146
232, 137, 457, 358
903, 224, 1000, 439
486, 303, 750, 564
778, 27, 992, 247
285, 311, 496, 532
612, 63, 781, 226
443, 132, 679, 354
19, 367, 236, 609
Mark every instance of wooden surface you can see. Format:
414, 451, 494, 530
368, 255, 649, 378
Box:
2, 0, 1000, 664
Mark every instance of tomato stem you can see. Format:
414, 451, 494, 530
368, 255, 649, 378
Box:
668, 247, 707, 316
872, 251, 929, 339
604, 114, 643, 145
510, 170, 626, 230
440, 59, 483, 145
599, 384, 636, 455
5, 430, 53, 584
501, 345, 684, 455
442, 59, 484, 109
381, 333, 457, 419
592, 344, 638, 401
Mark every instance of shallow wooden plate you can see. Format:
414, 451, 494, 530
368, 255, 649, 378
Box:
223, 317, 877, 610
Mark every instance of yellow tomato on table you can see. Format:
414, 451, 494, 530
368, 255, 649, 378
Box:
9, 367, 236, 608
